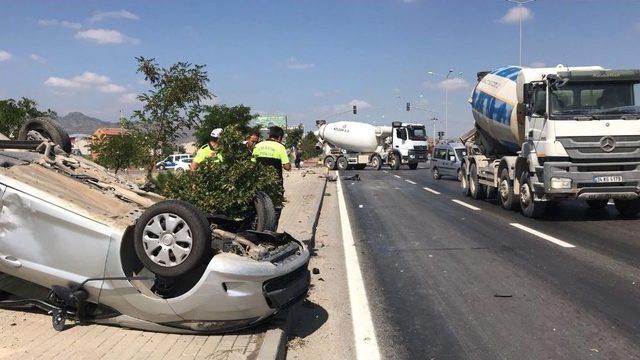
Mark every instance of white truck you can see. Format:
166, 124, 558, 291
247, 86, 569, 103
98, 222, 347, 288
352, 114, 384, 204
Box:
460, 65, 640, 218
315, 120, 429, 170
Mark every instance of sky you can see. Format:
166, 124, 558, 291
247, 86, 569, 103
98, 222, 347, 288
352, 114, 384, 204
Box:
1, 0, 640, 137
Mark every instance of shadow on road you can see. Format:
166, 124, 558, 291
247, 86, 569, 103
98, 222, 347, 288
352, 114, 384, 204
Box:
287, 299, 329, 339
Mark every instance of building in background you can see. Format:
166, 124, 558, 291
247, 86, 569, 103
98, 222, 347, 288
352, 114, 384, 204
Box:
69, 134, 92, 156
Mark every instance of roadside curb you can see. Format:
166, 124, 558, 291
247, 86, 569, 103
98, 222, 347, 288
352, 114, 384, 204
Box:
260, 169, 328, 360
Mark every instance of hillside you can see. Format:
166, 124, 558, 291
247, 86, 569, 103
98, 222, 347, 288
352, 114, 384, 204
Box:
57, 112, 116, 135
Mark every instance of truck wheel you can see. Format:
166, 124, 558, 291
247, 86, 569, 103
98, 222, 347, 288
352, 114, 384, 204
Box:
469, 163, 486, 200
324, 156, 336, 170
18, 117, 72, 153
498, 168, 518, 210
408, 163, 418, 170
586, 199, 608, 210
389, 153, 401, 170
432, 167, 440, 180
134, 200, 211, 278
460, 167, 470, 196
519, 172, 545, 218
614, 199, 640, 218
370, 155, 382, 170
336, 156, 349, 171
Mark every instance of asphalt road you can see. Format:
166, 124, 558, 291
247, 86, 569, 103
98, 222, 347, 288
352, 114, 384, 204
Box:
338, 163, 640, 360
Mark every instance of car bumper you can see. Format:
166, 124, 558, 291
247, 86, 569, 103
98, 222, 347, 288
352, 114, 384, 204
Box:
534, 161, 640, 200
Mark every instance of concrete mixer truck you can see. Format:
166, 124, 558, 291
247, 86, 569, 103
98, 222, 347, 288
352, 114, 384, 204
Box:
460, 65, 640, 218
315, 120, 428, 170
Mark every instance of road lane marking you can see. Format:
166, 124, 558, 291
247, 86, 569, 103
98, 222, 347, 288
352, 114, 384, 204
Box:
393, 175, 401, 179
336, 175, 381, 360
451, 199, 481, 211
422, 187, 441, 195
405, 179, 416, 185
510, 223, 576, 248
382, 170, 388, 173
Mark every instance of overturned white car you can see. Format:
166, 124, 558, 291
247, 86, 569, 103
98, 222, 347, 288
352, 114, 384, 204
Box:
0, 118, 310, 333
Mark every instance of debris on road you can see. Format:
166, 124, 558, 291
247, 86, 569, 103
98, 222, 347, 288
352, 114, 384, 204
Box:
312, 268, 321, 275
343, 174, 361, 181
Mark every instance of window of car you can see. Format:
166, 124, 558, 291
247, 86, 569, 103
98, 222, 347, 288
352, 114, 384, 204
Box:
434, 148, 447, 160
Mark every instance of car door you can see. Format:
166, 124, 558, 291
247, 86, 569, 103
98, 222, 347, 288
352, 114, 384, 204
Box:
437, 148, 451, 175
0, 184, 112, 288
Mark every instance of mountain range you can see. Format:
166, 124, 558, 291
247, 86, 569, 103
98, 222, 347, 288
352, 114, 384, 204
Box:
57, 112, 116, 135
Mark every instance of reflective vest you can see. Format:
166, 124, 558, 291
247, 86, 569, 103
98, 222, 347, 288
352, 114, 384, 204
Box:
193, 144, 223, 164
252, 139, 289, 180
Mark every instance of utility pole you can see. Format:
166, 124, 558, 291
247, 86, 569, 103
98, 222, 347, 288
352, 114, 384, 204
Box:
506, 0, 536, 66
427, 70, 462, 140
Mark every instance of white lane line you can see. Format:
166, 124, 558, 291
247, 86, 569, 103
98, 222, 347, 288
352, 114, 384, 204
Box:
393, 175, 402, 179
336, 176, 381, 360
451, 199, 481, 211
405, 179, 416, 185
422, 186, 441, 195
382, 170, 388, 173
510, 223, 576, 248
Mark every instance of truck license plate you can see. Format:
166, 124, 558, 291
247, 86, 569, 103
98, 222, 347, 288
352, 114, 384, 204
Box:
593, 175, 623, 183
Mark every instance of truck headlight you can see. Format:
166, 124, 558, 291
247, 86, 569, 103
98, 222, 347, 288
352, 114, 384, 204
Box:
550, 177, 572, 189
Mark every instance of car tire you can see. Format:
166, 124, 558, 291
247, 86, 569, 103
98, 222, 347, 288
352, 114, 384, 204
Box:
324, 156, 336, 170
408, 163, 418, 170
18, 117, 72, 153
498, 168, 518, 210
134, 200, 211, 278
432, 167, 440, 180
519, 172, 546, 218
336, 157, 349, 171
389, 153, 401, 170
469, 163, 486, 200
614, 199, 640, 218
586, 199, 608, 210
370, 155, 382, 170
252, 192, 277, 231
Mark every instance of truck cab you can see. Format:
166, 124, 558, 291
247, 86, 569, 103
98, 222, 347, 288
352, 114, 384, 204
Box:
389, 122, 429, 170
520, 68, 640, 213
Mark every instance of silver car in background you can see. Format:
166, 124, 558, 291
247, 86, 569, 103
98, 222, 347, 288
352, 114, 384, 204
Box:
431, 142, 468, 181
0, 118, 309, 334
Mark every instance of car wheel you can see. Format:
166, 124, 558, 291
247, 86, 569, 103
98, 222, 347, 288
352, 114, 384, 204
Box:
324, 156, 336, 170
469, 163, 486, 200
432, 167, 440, 180
176, 167, 185, 173
614, 199, 640, 218
519, 172, 546, 218
370, 155, 382, 170
457, 169, 462, 182
586, 199, 608, 210
408, 163, 418, 170
336, 157, 349, 171
134, 200, 211, 278
252, 192, 277, 231
389, 153, 401, 170
498, 168, 518, 210
18, 117, 72, 153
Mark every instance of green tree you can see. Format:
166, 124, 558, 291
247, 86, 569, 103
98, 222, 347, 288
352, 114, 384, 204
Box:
0, 97, 57, 138
284, 127, 303, 149
300, 131, 322, 160
194, 104, 256, 146
157, 125, 284, 217
124, 57, 211, 180
90, 133, 146, 174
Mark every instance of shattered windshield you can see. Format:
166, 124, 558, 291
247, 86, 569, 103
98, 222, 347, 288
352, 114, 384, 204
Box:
408, 127, 427, 140
550, 81, 640, 119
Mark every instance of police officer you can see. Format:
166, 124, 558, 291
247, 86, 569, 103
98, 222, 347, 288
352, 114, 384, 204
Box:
252, 126, 291, 186
191, 128, 223, 171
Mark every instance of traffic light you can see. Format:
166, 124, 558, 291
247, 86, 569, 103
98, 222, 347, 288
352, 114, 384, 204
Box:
406, 102, 410, 111
352, 105, 357, 114
437, 131, 445, 140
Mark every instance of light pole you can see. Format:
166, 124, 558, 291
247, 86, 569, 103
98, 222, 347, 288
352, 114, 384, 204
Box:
506, 0, 536, 66
427, 70, 463, 140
